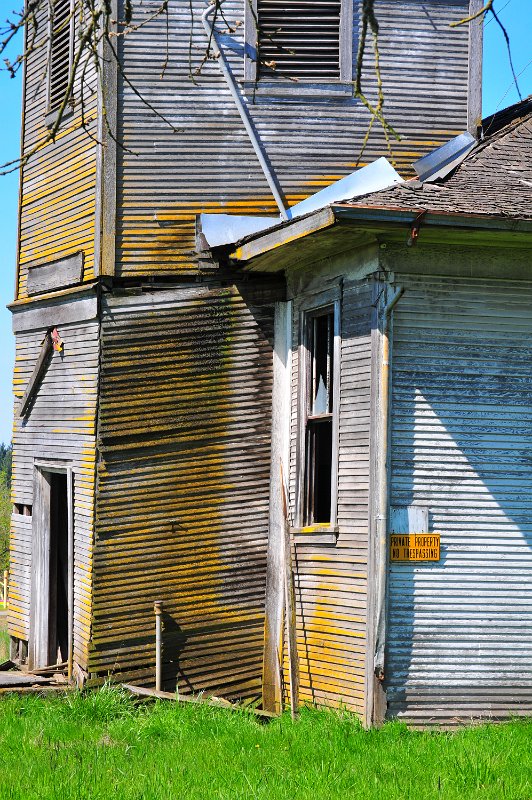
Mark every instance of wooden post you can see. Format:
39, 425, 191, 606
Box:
2, 570, 7, 608
262, 302, 292, 715
281, 465, 299, 719
154, 601, 163, 692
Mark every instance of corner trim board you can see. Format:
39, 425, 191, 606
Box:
467, 0, 484, 134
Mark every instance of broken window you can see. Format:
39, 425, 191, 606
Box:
303, 306, 337, 526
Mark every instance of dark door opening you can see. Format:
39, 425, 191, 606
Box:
49, 472, 69, 665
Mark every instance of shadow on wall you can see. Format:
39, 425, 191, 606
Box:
95, 283, 278, 701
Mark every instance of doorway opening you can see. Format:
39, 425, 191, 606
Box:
29, 465, 73, 670
50, 472, 69, 665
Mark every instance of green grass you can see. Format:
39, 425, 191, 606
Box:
0, 630, 9, 663
0, 688, 530, 799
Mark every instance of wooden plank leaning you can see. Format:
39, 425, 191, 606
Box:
19, 331, 53, 417
281, 463, 299, 719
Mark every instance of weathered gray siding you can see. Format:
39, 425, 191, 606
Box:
115, 0, 470, 278
9, 292, 99, 668
17, 4, 98, 299
92, 285, 275, 698
286, 277, 375, 713
386, 275, 532, 725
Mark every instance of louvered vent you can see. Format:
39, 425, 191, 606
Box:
257, 0, 342, 81
49, 0, 72, 111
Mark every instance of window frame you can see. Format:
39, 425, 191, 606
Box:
46, 0, 75, 119
295, 293, 341, 531
243, 0, 354, 98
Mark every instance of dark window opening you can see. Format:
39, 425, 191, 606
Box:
49, 473, 69, 664
257, 0, 342, 81
304, 308, 335, 525
13, 503, 32, 516
49, 0, 73, 112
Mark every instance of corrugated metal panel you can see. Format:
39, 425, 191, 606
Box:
17, 2, 98, 300
116, 0, 469, 278
257, 0, 342, 80
285, 278, 374, 713
92, 285, 274, 699
387, 276, 532, 725
9, 309, 99, 668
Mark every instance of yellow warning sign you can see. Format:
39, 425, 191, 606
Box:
390, 533, 440, 562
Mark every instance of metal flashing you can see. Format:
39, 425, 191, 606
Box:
201, 158, 402, 250
413, 131, 476, 182
286, 157, 402, 219
199, 214, 279, 249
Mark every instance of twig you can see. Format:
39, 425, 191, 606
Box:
451, 0, 521, 102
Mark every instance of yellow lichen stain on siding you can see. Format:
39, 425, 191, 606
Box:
91, 288, 271, 698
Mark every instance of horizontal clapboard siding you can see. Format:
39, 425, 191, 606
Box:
49, 0, 73, 112
17, 1, 98, 299
8, 514, 32, 641
116, 0, 469, 278
387, 276, 532, 726
286, 279, 374, 713
93, 285, 274, 698
9, 310, 99, 668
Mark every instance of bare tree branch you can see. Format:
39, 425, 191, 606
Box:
451, 0, 521, 101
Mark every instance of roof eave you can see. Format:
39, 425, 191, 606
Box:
229, 205, 532, 272
332, 205, 532, 233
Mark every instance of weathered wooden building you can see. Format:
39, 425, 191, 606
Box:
225, 96, 532, 725
10, 0, 518, 726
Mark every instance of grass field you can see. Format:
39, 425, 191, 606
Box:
0, 688, 530, 800
0, 617, 9, 663
0, 631, 8, 663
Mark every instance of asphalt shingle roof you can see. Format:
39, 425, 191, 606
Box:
342, 97, 532, 220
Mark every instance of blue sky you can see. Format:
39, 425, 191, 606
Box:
0, 0, 531, 445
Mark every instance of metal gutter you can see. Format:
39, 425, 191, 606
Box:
229, 203, 532, 271
332, 205, 532, 233
201, 4, 288, 221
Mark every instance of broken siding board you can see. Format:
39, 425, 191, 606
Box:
18, 332, 54, 417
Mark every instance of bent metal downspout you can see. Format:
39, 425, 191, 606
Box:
201, 4, 289, 221
374, 286, 404, 684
